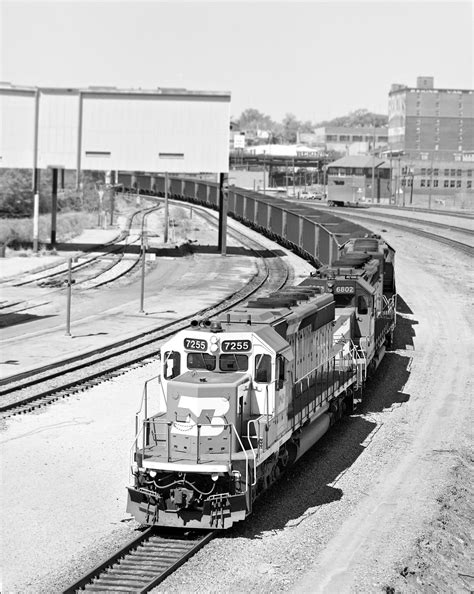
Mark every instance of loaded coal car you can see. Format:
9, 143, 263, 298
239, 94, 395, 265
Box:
126, 235, 396, 529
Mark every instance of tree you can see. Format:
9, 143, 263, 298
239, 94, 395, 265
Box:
0, 169, 36, 217
282, 113, 300, 143
236, 108, 275, 133
315, 109, 387, 128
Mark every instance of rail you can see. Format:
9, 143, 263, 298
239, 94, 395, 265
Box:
63, 528, 214, 593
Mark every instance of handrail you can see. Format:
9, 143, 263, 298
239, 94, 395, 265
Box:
246, 419, 258, 486
230, 424, 254, 495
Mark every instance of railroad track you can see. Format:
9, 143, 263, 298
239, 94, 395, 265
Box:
8, 203, 160, 289
0, 212, 291, 418
337, 212, 474, 257
368, 204, 474, 220
63, 528, 214, 593
339, 209, 473, 235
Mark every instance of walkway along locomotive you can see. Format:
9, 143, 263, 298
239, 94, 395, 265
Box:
126, 234, 396, 529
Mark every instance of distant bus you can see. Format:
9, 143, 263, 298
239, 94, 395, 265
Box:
326, 160, 391, 207
327, 175, 367, 207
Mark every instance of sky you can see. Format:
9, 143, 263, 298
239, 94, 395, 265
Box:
1, 0, 473, 123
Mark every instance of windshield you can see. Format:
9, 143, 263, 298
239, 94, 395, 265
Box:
219, 354, 248, 372
187, 352, 216, 371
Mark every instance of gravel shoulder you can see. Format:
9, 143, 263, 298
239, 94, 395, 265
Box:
1, 218, 471, 594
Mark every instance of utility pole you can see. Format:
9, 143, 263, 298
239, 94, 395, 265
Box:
293, 158, 296, 198
65, 258, 75, 336
428, 152, 434, 209
164, 172, 169, 243
139, 212, 147, 313
371, 124, 376, 203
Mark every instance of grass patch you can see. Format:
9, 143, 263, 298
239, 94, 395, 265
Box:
0, 211, 98, 247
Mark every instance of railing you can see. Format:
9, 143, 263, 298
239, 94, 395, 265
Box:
134, 374, 162, 437
141, 418, 234, 464
132, 417, 255, 497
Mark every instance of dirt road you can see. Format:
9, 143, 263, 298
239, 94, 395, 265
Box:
292, 226, 473, 593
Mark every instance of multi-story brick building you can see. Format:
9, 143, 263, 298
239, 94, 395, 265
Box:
388, 77, 473, 205
299, 126, 388, 156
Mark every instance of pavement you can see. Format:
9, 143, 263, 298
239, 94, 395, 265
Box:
0, 221, 264, 382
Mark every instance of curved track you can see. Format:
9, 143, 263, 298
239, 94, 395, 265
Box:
64, 528, 213, 593
0, 209, 291, 418
7, 204, 159, 289
368, 203, 474, 220
336, 212, 473, 256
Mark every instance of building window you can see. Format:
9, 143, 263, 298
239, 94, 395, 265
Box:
433, 169, 439, 176
444, 169, 449, 176
433, 180, 438, 188
420, 179, 426, 187
450, 180, 456, 188
426, 180, 431, 187
352, 135, 363, 141
451, 169, 456, 176
421, 168, 426, 175
467, 170, 472, 177
401, 179, 406, 187
339, 135, 350, 141
420, 153, 429, 160
408, 178, 413, 187
457, 169, 462, 176
468, 181, 472, 189
444, 180, 449, 188
402, 166, 408, 175
456, 180, 462, 188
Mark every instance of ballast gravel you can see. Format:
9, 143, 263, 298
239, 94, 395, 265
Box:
1, 220, 471, 593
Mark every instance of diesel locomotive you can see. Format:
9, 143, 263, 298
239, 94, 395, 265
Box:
126, 234, 396, 529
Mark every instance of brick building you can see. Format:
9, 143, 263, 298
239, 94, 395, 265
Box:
388, 77, 473, 205
299, 126, 388, 156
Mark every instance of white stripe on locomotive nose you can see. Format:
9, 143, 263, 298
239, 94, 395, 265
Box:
172, 396, 230, 436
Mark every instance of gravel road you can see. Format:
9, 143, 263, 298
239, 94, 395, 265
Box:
1, 220, 471, 593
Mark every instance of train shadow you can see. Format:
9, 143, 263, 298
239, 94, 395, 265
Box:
222, 293, 416, 539
190, 245, 286, 258
0, 312, 56, 329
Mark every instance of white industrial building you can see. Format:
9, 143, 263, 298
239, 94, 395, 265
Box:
0, 83, 231, 174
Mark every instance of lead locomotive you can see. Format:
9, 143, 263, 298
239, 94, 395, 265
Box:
127, 235, 396, 529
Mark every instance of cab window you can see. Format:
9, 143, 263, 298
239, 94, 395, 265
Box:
219, 354, 248, 372
277, 355, 285, 387
187, 352, 216, 371
357, 295, 369, 315
255, 354, 271, 383
164, 351, 181, 379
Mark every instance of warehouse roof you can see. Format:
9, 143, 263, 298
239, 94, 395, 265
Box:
327, 155, 389, 169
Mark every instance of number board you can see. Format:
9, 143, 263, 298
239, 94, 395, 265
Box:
221, 339, 251, 352
184, 338, 208, 351
333, 283, 355, 295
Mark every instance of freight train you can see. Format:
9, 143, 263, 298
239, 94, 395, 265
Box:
125, 184, 397, 528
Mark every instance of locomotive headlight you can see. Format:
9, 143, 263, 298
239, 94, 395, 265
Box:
149, 470, 157, 478
210, 343, 218, 353
210, 335, 218, 344
211, 473, 219, 482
